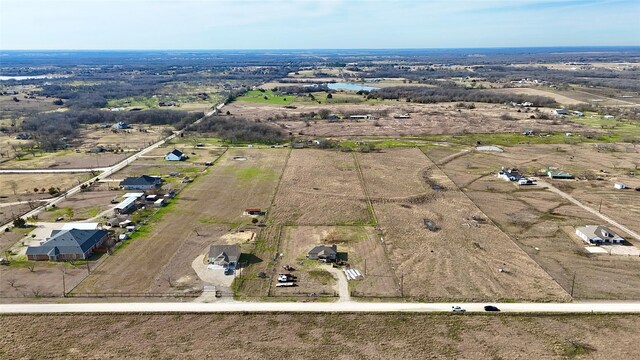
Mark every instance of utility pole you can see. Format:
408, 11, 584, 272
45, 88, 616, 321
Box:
400, 272, 404, 298
364, 259, 367, 275
62, 268, 66, 297
86, 261, 91, 275
570, 272, 576, 297
598, 199, 603, 213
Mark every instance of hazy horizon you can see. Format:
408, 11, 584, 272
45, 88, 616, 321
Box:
1, 0, 639, 50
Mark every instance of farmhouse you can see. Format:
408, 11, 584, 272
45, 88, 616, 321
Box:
208, 244, 241, 269
498, 168, 524, 182
393, 114, 411, 119
576, 225, 625, 244
165, 149, 187, 161
26, 229, 108, 261
554, 108, 568, 115
119, 175, 162, 190
307, 244, 337, 262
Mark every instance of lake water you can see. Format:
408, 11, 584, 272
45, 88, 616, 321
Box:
327, 83, 379, 92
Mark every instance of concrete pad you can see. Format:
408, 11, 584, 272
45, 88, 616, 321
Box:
191, 254, 235, 287
585, 246, 608, 254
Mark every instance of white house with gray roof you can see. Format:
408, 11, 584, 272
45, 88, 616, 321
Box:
576, 225, 625, 244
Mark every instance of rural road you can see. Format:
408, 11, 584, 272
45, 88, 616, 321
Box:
0, 168, 109, 174
3, 301, 640, 314
0, 104, 222, 233
538, 180, 640, 242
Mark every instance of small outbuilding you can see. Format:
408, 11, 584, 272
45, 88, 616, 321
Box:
614, 183, 626, 190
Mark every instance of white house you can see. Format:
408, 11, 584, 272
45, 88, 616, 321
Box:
614, 183, 626, 190
165, 149, 187, 161
576, 225, 624, 244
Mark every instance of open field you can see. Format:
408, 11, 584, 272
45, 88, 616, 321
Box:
358, 148, 569, 301
494, 87, 586, 105
0, 91, 63, 119
2, 313, 640, 359
36, 185, 122, 223
72, 148, 286, 293
0, 149, 128, 169
271, 149, 371, 226
225, 101, 589, 137
0, 173, 90, 202
0, 260, 89, 298
435, 143, 640, 299
77, 125, 168, 150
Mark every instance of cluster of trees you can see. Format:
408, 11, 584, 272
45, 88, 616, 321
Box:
189, 116, 284, 144
369, 86, 557, 106
20, 110, 202, 151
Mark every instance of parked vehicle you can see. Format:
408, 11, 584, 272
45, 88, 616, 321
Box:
451, 306, 466, 313
224, 268, 234, 276
484, 305, 500, 312
278, 274, 296, 282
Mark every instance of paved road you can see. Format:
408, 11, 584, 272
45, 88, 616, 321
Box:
0, 105, 222, 233
538, 180, 640, 242
2, 301, 640, 314
0, 168, 109, 174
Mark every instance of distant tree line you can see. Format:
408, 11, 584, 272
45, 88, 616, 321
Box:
369, 86, 557, 106
189, 116, 284, 144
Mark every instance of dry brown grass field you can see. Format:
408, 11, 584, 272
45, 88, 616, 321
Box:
0, 261, 89, 298
358, 148, 569, 301
436, 143, 640, 299
2, 313, 639, 359
225, 101, 588, 137
72, 149, 286, 293
0, 173, 90, 201
270, 149, 371, 226
77, 126, 167, 150
0, 150, 128, 169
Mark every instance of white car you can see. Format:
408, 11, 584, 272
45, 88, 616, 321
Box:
451, 306, 466, 313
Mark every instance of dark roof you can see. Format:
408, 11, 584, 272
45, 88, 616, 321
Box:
595, 226, 619, 240
120, 175, 161, 187
308, 245, 337, 257
167, 149, 184, 157
208, 244, 241, 263
26, 229, 108, 256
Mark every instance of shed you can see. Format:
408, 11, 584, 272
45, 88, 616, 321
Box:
614, 183, 626, 190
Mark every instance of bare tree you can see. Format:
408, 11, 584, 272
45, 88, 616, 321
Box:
6, 277, 17, 288
31, 287, 42, 297
163, 275, 174, 288
27, 262, 36, 272
8, 180, 18, 195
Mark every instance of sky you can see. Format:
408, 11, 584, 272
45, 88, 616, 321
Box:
0, 0, 639, 50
